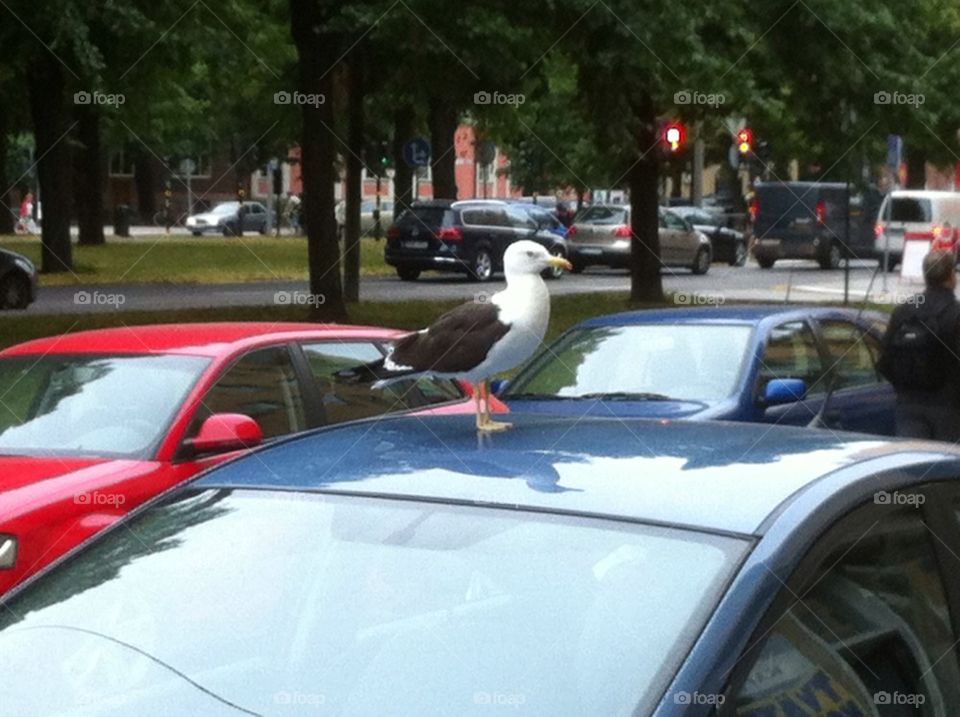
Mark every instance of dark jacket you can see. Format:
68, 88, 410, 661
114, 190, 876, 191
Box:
881, 285, 960, 405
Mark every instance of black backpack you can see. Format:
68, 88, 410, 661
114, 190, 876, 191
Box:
878, 302, 958, 391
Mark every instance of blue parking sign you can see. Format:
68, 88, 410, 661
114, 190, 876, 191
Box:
403, 137, 431, 168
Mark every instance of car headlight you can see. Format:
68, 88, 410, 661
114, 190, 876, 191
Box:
13, 257, 34, 275
0, 534, 18, 569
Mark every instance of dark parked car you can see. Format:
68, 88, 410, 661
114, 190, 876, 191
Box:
751, 181, 879, 269
0, 247, 37, 310
500, 305, 895, 436
670, 205, 747, 266
385, 199, 568, 281
4, 414, 960, 716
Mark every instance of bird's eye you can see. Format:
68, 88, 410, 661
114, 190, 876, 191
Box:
527, 251, 536, 257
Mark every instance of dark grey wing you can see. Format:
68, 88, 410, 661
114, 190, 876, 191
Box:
390, 301, 511, 373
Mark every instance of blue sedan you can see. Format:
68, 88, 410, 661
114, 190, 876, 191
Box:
500, 305, 896, 436
1, 415, 959, 715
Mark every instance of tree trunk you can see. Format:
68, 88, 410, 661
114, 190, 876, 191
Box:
629, 100, 663, 303
27, 55, 73, 273
0, 108, 13, 235
134, 151, 156, 220
906, 151, 926, 190
74, 106, 105, 245
343, 58, 363, 303
291, 0, 346, 319
392, 105, 414, 211
428, 98, 458, 199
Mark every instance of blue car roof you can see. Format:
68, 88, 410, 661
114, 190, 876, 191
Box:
195, 415, 956, 536
576, 304, 874, 328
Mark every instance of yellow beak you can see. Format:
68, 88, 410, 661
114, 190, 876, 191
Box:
547, 255, 574, 272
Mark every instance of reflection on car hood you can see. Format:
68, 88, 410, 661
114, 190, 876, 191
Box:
0, 455, 109, 493
504, 397, 716, 419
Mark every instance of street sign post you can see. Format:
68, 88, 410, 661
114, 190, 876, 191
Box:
403, 137, 431, 168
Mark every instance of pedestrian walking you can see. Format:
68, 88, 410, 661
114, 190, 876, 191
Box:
877, 249, 960, 441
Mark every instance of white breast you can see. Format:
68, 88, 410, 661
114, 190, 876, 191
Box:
460, 275, 550, 381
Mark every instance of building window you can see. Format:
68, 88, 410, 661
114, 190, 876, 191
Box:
108, 150, 136, 177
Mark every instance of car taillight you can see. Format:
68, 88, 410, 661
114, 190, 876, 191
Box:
386, 225, 401, 240
612, 225, 632, 237
567, 225, 578, 237
435, 226, 463, 240
748, 198, 758, 222
815, 199, 826, 225
874, 222, 884, 237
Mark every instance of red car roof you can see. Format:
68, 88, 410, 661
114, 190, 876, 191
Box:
1, 322, 406, 357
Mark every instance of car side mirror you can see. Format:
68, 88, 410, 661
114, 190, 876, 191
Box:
490, 379, 510, 396
762, 378, 807, 407
185, 413, 263, 457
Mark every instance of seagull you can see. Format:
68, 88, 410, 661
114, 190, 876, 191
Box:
366, 240, 571, 431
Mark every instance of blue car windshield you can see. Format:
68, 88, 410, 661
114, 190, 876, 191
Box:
507, 324, 753, 401
0, 489, 747, 716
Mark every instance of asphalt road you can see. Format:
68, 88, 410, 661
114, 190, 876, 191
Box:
21, 259, 930, 316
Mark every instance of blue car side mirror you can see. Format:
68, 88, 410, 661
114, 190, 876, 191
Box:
763, 378, 807, 407
490, 379, 510, 397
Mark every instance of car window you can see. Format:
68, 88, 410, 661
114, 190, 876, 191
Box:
818, 320, 883, 389
0, 355, 209, 459
887, 197, 932, 223
663, 211, 687, 230
0, 490, 748, 717
301, 341, 463, 424
759, 321, 824, 391
506, 206, 537, 230
506, 324, 752, 401
578, 206, 627, 225
189, 346, 306, 440
728, 500, 960, 716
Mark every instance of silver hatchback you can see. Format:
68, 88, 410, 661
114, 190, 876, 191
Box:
567, 205, 712, 274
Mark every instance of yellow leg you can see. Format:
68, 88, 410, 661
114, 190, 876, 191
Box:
473, 382, 484, 430
477, 380, 512, 432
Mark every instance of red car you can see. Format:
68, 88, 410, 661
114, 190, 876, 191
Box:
0, 322, 505, 593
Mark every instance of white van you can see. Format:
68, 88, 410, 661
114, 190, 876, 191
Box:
874, 190, 960, 270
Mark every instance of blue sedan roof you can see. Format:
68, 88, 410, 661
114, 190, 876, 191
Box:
577, 304, 874, 328
196, 415, 956, 536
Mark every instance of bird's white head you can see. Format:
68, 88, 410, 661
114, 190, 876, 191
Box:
502, 240, 572, 279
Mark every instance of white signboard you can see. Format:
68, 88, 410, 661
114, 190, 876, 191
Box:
900, 239, 931, 283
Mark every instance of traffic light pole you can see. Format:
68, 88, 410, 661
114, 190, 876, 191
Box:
692, 121, 704, 207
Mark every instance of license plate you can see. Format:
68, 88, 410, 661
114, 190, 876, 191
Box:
403, 241, 428, 249
579, 247, 603, 255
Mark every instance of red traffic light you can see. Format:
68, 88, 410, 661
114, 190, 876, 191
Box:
664, 123, 685, 152
736, 127, 753, 155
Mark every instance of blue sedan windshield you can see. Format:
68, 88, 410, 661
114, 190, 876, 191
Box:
0, 490, 747, 716
507, 324, 753, 401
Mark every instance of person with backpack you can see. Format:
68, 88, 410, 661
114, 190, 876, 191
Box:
877, 249, 960, 441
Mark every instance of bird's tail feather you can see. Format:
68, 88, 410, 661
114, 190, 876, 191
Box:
336, 359, 421, 388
